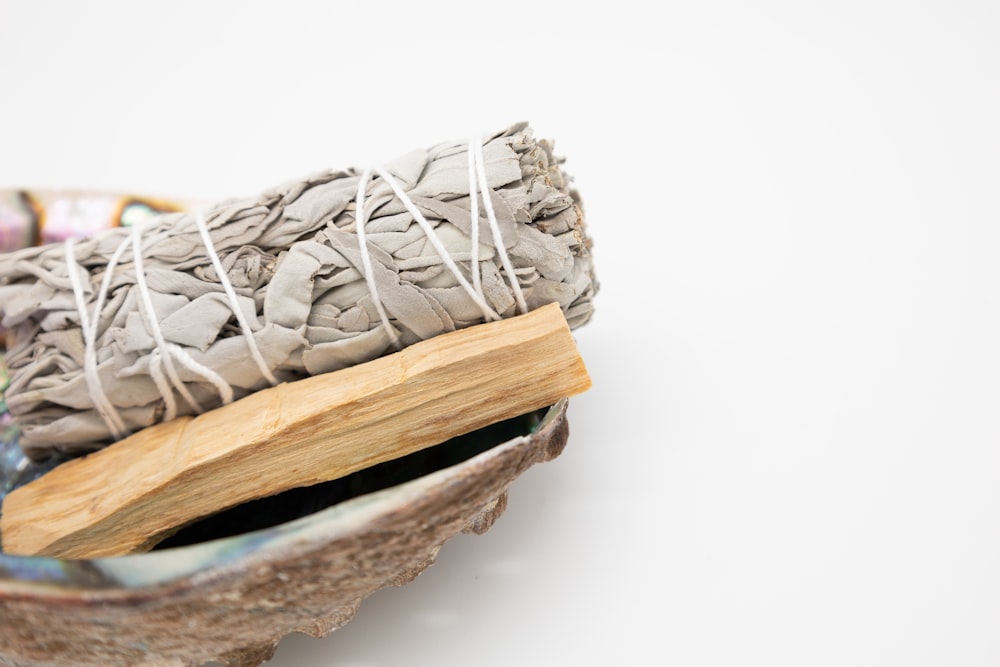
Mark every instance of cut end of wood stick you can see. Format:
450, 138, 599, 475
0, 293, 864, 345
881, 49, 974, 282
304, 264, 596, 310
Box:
1, 303, 591, 559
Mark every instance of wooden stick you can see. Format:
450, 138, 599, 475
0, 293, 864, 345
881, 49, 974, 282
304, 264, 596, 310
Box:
1, 303, 590, 559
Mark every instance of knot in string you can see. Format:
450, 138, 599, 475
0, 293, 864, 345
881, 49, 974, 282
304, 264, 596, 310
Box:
65, 135, 527, 441
355, 136, 527, 346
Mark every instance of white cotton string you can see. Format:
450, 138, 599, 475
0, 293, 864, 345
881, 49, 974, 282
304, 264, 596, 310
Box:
93, 235, 133, 333
85, 233, 133, 428
165, 342, 234, 405
355, 168, 402, 348
130, 221, 204, 419
148, 350, 176, 421
472, 136, 528, 314
467, 139, 482, 298
64, 140, 523, 441
64, 238, 128, 439
352, 144, 531, 342
192, 209, 278, 385
370, 165, 501, 321
68, 216, 245, 439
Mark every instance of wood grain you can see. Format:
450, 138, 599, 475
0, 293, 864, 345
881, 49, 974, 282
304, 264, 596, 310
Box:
0, 303, 590, 558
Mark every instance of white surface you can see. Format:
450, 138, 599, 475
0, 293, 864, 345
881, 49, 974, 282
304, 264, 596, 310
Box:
3, 1, 1000, 665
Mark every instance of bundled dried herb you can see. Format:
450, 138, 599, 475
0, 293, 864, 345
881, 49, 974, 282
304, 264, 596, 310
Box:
0, 123, 596, 461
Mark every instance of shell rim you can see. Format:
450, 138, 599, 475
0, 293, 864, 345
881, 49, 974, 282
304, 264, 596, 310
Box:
0, 399, 568, 597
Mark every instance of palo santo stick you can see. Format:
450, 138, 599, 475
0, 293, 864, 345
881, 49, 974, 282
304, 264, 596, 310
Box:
1, 302, 590, 559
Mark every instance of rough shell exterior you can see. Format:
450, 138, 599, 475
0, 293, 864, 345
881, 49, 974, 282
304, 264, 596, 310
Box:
0, 400, 570, 667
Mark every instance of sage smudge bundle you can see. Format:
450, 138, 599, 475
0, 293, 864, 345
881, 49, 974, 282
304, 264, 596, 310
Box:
0, 123, 596, 461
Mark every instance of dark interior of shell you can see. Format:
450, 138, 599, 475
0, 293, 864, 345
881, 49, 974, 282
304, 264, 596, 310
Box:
0, 401, 569, 667
1, 394, 548, 555
153, 408, 547, 550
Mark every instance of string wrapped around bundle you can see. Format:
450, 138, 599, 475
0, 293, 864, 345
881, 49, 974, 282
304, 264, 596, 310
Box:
0, 123, 596, 462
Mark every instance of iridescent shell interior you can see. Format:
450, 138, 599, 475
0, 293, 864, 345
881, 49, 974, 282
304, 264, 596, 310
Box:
0, 394, 570, 667
0, 187, 579, 666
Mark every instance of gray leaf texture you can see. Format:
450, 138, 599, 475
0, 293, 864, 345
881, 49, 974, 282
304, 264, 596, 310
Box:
0, 123, 597, 461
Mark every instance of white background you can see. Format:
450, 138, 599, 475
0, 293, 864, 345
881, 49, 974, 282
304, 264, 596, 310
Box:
3, 1, 1000, 665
